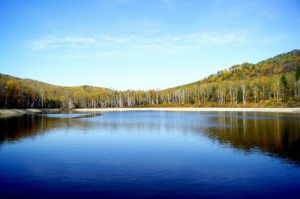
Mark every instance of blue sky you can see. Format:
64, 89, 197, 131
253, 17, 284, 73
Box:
0, 0, 299, 90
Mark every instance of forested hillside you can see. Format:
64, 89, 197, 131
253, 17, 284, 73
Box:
1, 50, 300, 108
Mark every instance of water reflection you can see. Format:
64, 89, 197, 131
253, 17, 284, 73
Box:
201, 112, 300, 164
0, 113, 101, 144
0, 111, 300, 164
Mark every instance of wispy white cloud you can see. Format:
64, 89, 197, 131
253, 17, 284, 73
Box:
30, 36, 95, 51
28, 30, 252, 58
98, 34, 138, 43
176, 31, 248, 45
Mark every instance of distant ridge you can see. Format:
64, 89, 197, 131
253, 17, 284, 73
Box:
1, 49, 300, 108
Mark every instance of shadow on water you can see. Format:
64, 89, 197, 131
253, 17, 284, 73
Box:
0, 111, 300, 165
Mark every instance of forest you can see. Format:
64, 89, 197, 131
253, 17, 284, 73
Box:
1, 49, 300, 108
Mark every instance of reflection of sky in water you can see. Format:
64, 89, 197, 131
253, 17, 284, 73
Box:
0, 111, 300, 198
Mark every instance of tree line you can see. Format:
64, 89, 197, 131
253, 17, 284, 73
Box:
1, 50, 300, 108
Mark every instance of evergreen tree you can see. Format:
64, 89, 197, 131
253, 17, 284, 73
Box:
296, 66, 300, 81
281, 73, 289, 102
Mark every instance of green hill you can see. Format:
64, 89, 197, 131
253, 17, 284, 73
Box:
162, 49, 300, 106
1, 50, 300, 108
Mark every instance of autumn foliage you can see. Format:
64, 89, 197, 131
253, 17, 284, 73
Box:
1, 50, 300, 108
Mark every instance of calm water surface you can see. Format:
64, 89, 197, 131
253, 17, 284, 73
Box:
0, 111, 300, 199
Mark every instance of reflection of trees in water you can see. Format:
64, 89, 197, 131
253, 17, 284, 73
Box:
201, 112, 300, 164
0, 115, 48, 143
89, 112, 300, 164
0, 114, 101, 144
0, 112, 300, 164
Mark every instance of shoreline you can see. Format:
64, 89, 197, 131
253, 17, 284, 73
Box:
1, 107, 300, 117
74, 107, 300, 113
0, 108, 60, 117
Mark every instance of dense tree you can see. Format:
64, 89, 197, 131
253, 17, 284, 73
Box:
1, 50, 300, 108
296, 66, 300, 100
281, 73, 289, 102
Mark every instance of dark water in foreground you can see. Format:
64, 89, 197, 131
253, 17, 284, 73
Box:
0, 111, 300, 199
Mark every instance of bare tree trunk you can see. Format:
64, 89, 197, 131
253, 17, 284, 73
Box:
242, 85, 246, 104
276, 78, 280, 102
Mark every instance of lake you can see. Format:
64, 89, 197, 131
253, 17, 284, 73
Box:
0, 111, 300, 199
